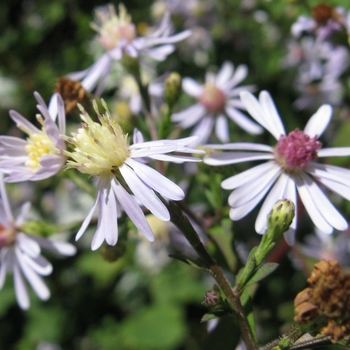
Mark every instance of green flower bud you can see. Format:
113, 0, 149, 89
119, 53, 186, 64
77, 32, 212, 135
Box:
100, 241, 127, 262
267, 199, 295, 240
164, 72, 182, 107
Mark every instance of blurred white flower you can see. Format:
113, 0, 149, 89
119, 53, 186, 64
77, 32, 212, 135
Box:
171, 61, 262, 145
62, 101, 204, 250
68, 4, 190, 96
204, 90, 350, 244
0, 92, 66, 182
0, 174, 76, 310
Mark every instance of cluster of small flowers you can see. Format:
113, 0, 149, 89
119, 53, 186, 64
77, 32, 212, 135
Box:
283, 3, 350, 110
1, 1, 350, 312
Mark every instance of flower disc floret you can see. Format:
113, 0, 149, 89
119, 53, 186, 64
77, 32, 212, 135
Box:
198, 83, 226, 114
64, 101, 130, 176
91, 4, 137, 51
275, 129, 321, 173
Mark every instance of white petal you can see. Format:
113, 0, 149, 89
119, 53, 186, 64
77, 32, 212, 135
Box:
0, 249, 9, 289
92, 177, 119, 250
148, 154, 201, 163
17, 234, 41, 258
112, 180, 154, 241
223, 65, 248, 90
13, 259, 30, 310
306, 162, 350, 187
120, 164, 169, 221
215, 115, 229, 142
171, 104, 206, 127
317, 147, 350, 157
222, 162, 278, 190
204, 152, 274, 166
126, 159, 184, 200
205, 142, 273, 152
259, 91, 286, 139
315, 176, 350, 201
190, 116, 214, 146
75, 190, 99, 241
229, 165, 281, 206
31, 236, 77, 256
9, 111, 39, 134
303, 104, 332, 137
295, 174, 333, 234
182, 78, 203, 97
225, 107, 264, 135
0, 136, 28, 148
215, 62, 233, 87
15, 248, 50, 300
20, 254, 52, 276
299, 172, 347, 231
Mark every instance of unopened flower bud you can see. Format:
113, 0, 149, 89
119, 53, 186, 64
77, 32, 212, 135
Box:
202, 289, 223, 309
267, 199, 295, 240
164, 72, 182, 107
101, 241, 127, 262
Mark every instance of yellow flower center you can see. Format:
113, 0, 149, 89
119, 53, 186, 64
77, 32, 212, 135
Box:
24, 131, 55, 170
91, 4, 137, 51
63, 101, 130, 177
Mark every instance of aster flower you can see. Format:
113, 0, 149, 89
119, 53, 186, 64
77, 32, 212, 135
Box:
62, 101, 204, 251
291, 4, 348, 41
171, 61, 263, 145
0, 174, 76, 309
0, 92, 66, 182
204, 90, 350, 244
68, 4, 191, 96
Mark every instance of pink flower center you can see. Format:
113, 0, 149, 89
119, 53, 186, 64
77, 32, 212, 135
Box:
198, 83, 226, 114
0, 223, 16, 248
275, 129, 322, 172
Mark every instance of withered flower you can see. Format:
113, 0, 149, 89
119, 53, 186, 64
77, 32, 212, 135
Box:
294, 260, 350, 342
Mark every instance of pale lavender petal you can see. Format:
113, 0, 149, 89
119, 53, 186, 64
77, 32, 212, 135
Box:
0, 173, 13, 223
317, 147, 350, 157
133, 129, 144, 144
225, 106, 264, 135
229, 165, 281, 206
204, 152, 274, 166
204, 142, 273, 152
223, 65, 248, 90
295, 174, 333, 233
148, 154, 201, 163
143, 45, 175, 61
13, 259, 30, 310
15, 202, 31, 226
171, 104, 206, 127
92, 176, 119, 250
182, 78, 203, 97
9, 111, 40, 134
76, 189, 100, 241
306, 162, 350, 187
120, 164, 169, 221
20, 254, 52, 276
126, 159, 184, 200
191, 116, 214, 145
303, 104, 332, 137
215, 115, 229, 142
222, 162, 278, 190
15, 248, 50, 300
226, 99, 246, 109
315, 176, 350, 201
299, 172, 347, 230
112, 180, 154, 241
0, 136, 27, 148
259, 91, 286, 139
17, 234, 41, 258
0, 249, 9, 289
56, 94, 66, 134
30, 236, 76, 256
215, 61, 234, 87
131, 145, 177, 158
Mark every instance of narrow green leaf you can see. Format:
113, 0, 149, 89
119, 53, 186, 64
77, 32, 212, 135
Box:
246, 262, 279, 287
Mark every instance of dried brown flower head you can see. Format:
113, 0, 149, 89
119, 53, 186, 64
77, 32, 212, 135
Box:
294, 260, 350, 342
312, 4, 334, 26
56, 77, 87, 114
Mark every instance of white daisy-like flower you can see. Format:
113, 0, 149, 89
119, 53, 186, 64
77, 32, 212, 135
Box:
0, 174, 76, 309
62, 101, 204, 251
171, 61, 263, 145
204, 90, 350, 244
0, 92, 66, 182
68, 4, 191, 96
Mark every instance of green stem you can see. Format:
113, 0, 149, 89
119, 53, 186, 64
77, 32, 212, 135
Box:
167, 200, 258, 350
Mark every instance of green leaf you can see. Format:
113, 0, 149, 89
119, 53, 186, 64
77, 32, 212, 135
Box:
246, 263, 279, 287
240, 289, 258, 342
168, 253, 207, 270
